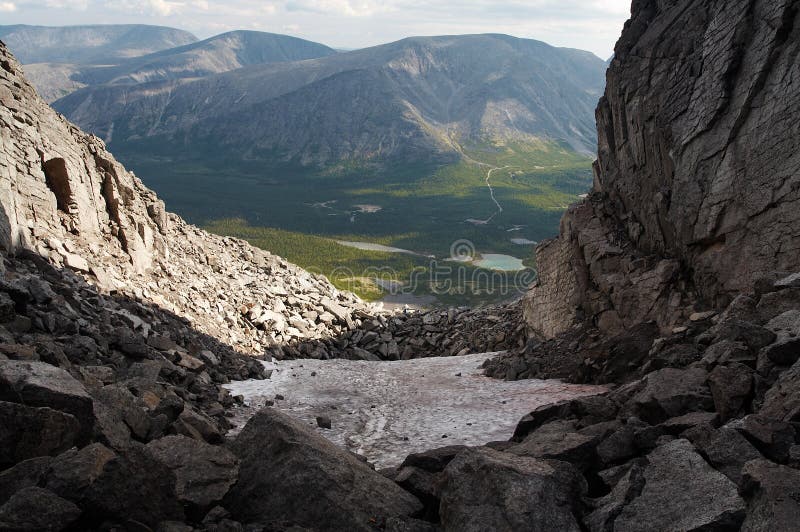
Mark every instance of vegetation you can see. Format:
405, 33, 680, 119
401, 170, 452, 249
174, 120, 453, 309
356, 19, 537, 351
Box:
119, 137, 590, 307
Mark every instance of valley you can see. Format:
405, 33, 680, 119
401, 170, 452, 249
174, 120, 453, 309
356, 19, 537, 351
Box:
2, 29, 602, 307
117, 140, 593, 306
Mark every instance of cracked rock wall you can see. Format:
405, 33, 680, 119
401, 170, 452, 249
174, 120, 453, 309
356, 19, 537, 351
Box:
526, 0, 800, 338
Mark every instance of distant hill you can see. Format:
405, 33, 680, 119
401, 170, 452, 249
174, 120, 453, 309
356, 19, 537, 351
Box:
0, 24, 198, 64
56, 34, 606, 161
73, 30, 338, 87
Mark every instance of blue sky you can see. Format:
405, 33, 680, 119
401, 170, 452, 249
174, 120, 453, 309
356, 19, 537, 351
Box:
0, 1, 631, 58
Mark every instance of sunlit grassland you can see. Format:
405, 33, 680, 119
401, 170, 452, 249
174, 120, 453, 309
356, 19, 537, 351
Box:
116, 137, 590, 306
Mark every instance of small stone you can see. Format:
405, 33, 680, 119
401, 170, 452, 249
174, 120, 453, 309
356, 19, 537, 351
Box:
316, 416, 332, 429
690, 311, 717, 322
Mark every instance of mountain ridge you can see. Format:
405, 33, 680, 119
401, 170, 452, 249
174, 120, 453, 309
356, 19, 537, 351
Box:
55, 33, 607, 164
0, 24, 198, 64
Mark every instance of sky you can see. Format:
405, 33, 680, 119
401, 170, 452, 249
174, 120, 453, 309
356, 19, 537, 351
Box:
0, 1, 631, 59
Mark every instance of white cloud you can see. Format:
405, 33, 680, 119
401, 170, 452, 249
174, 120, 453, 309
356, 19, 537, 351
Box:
105, 0, 185, 16
43, 0, 87, 8
0, 1, 16, 11
285, 0, 387, 17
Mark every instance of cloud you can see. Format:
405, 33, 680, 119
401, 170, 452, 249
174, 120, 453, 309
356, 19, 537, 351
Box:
104, 0, 185, 16
43, 0, 87, 8
285, 0, 387, 17
0, 1, 16, 10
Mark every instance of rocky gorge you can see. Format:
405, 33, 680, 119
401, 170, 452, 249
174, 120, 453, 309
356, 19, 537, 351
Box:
0, 0, 799, 531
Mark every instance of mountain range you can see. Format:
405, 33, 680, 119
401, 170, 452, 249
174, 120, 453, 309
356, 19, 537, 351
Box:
52, 33, 605, 162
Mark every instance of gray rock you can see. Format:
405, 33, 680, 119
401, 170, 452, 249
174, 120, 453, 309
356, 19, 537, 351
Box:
45, 443, 184, 527
774, 273, 800, 290
0, 360, 94, 440
507, 419, 597, 470
146, 435, 239, 511
0, 400, 80, 468
737, 415, 796, 463
611, 439, 745, 531
759, 358, 800, 423
224, 408, 421, 530
440, 447, 584, 532
741, 459, 800, 532
621, 367, 714, 424
0, 487, 81, 532
707, 363, 753, 422
0, 457, 53, 505
400, 445, 468, 473
585, 461, 645, 532
684, 425, 762, 486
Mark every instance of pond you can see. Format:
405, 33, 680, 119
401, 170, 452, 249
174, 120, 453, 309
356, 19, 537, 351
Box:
473, 254, 526, 271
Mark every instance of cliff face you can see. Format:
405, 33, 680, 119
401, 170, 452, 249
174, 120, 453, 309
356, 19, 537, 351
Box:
0, 43, 168, 274
526, 0, 800, 338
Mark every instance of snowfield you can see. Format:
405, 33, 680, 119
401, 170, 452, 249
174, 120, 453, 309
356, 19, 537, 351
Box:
225, 353, 606, 468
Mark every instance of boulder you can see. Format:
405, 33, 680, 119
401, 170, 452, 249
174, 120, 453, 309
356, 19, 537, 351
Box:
146, 435, 239, 511
0, 400, 80, 468
93, 384, 151, 441
400, 445, 468, 472
394, 466, 443, 521
45, 443, 183, 527
513, 395, 617, 440
585, 461, 646, 532
707, 363, 753, 421
621, 367, 714, 424
759, 358, 800, 423
507, 419, 597, 470
760, 310, 800, 366
0, 487, 81, 532
737, 415, 796, 463
609, 439, 745, 531
756, 288, 800, 322
439, 447, 585, 532
740, 459, 800, 532
684, 425, 763, 486
224, 408, 421, 530
0, 457, 53, 505
0, 360, 94, 439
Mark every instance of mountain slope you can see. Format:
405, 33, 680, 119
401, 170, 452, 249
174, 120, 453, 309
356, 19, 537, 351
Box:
72, 30, 338, 87
56, 34, 606, 162
0, 24, 198, 64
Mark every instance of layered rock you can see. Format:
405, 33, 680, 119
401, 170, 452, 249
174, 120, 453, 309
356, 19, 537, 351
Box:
524, 0, 800, 339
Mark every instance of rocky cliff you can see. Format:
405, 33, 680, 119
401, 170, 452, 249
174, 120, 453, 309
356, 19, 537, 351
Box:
524, 0, 800, 339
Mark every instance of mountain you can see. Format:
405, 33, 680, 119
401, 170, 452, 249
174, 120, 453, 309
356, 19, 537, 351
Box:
7, 27, 337, 103
56, 34, 606, 161
0, 24, 198, 64
66, 30, 339, 87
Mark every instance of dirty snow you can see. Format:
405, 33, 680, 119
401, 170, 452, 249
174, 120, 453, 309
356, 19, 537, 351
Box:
224, 353, 606, 468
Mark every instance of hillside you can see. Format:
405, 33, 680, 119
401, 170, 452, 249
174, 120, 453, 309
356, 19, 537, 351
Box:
70, 30, 337, 87
0, 24, 197, 64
